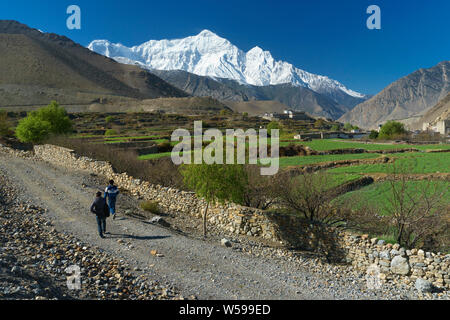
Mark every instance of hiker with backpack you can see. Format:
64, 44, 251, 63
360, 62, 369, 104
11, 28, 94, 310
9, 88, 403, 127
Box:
105, 180, 120, 220
90, 191, 110, 238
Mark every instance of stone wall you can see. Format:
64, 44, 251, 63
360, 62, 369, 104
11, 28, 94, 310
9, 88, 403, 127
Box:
32, 144, 449, 290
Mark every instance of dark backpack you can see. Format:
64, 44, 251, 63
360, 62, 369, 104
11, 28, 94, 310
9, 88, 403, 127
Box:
104, 202, 110, 218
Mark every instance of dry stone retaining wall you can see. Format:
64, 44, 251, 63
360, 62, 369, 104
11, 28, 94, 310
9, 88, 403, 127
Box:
33, 144, 449, 290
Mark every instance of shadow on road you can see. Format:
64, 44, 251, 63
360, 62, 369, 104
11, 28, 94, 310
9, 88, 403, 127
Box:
106, 233, 171, 241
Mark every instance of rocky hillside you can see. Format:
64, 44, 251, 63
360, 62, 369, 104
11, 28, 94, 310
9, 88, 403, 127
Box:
411, 92, 450, 129
0, 20, 187, 107
339, 61, 450, 129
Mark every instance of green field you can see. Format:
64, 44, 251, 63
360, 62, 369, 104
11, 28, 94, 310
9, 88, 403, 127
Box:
278, 153, 381, 168
292, 139, 450, 151
328, 152, 450, 174
335, 180, 450, 216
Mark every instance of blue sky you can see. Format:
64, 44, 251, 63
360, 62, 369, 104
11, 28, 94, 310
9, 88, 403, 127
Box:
0, 0, 449, 95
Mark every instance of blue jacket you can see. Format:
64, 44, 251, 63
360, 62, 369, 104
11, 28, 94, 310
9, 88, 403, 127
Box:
105, 185, 119, 202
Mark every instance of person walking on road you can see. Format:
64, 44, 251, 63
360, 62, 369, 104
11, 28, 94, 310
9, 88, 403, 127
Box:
105, 180, 120, 220
90, 191, 109, 238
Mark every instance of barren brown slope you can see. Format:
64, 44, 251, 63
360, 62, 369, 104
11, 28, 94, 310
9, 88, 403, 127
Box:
223, 100, 294, 116
339, 61, 450, 129
0, 20, 187, 106
412, 93, 450, 129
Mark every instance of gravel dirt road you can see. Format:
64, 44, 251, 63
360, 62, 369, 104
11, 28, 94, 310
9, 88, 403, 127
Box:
0, 152, 438, 300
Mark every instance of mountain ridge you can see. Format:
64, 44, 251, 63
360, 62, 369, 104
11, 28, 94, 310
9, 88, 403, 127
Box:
88, 29, 368, 104
0, 20, 188, 107
151, 69, 353, 119
339, 61, 450, 129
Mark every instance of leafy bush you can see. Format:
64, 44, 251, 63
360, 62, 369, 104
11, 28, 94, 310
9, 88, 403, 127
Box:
105, 116, 115, 124
267, 121, 283, 136
157, 141, 172, 152
104, 129, 118, 136
314, 119, 325, 129
274, 170, 351, 225
31, 101, 72, 134
369, 130, 379, 139
330, 124, 340, 131
16, 101, 72, 143
16, 116, 52, 143
378, 121, 406, 140
343, 123, 353, 131
181, 163, 247, 237
140, 200, 161, 214
47, 136, 184, 189
0, 110, 13, 137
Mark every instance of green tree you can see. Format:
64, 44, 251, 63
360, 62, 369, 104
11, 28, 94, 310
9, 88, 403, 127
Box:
104, 129, 118, 136
330, 124, 340, 131
181, 163, 247, 237
30, 101, 72, 135
15, 116, 52, 143
267, 121, 283, 136
105, 115, 115, 124
16, 102, 72, 143
369, 130, 379, 139
378, 121, 406, 140
343, 123, 353, 131
314, 119, 325, 129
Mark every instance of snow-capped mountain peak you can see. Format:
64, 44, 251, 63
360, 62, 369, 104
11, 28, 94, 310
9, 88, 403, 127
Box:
88, 30, 366, 99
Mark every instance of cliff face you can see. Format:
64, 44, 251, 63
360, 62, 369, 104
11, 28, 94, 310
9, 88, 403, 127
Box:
339, 61, 450, 129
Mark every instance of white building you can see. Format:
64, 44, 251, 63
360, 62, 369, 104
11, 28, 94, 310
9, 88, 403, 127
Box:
423, 120, 450, 135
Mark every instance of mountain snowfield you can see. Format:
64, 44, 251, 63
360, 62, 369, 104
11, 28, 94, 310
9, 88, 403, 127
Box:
88, 30, 366, 100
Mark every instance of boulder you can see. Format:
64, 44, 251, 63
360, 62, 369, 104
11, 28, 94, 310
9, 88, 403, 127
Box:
390, 256, 410, 275
149, 216, 170, 227
415, 278, 433, 293
221, 239, 232, 248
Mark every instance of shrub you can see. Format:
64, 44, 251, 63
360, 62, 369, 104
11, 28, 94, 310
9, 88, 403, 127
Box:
274, 170, 350, 225
16, 116, 52, 143
140, 200, 161, 214
267, 121, 283, 136
343, 123, 353, 131
30, 101, 72, 135
330, 124, 340, 131
242, 165, 277, 210
181, 163, 247, 237
47, 136, 184, 189
157, 141, 172, 152
16, 101, 72, 143
369, 130, 379, 139
378, 121, 406, 140
0, 110, 13, 137
314, 119, 325, 129
105, 116, 115, 124
104, 129, 118, 136
382, 163, 448, 249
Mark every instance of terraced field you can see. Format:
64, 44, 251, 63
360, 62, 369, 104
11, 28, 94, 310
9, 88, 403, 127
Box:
281, 139, 450, 151
328, 152, 450, 175
278, 153, 381, 168
336, 180, 450, 215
